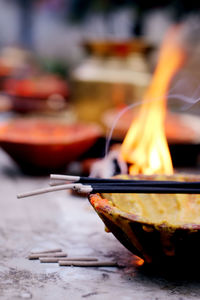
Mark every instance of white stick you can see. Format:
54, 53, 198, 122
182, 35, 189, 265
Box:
59, 261, 119, 267
50, 174, 80, 182
40, 257, 98, 263
17, 184, 80, 199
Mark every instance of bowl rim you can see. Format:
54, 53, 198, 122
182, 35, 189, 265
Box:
0, 119, 102, 145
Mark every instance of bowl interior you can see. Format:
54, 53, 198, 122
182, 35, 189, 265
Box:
91, 174, 200, 228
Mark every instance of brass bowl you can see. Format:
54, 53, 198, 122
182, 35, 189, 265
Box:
89, 174, 200, 267
0, 118, 101, 174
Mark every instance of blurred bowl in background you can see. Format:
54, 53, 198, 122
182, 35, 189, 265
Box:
102, 108, 200, 144
4, 74, 69, 113
0, 118, 101, 174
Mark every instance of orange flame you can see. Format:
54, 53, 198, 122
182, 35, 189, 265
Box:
121, 27, 185, 175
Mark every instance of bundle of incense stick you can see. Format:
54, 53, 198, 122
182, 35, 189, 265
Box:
17, 174, 200, 199
28, 248, 119, 267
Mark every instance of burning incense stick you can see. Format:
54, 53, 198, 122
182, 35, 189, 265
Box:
50, 174, 200, 187
17, 174, 200, 199
75, 184, 200, 194
50, 174, 151, 184
18, 182, 200, 198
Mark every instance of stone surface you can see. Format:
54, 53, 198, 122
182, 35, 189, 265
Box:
0, 150, 200, 299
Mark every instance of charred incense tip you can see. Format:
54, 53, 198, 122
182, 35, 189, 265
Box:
58, 261, 119, 267
40, 257, 99, 263
31, 248, 62, 255
28, 252, 67, 260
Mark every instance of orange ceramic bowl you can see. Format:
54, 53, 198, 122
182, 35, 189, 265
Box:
89, 174, 200, 268
0, 118, 101, 173
4, 75, 68, 113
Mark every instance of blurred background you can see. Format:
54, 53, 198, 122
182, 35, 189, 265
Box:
0, 0, 200, 175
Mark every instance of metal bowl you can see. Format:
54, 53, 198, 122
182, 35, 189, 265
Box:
89, 174, 200, 267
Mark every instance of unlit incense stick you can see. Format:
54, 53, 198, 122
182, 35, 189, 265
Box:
28, 252, 67, 260
59, 260, 119, 267
17, 183, 81, 198
40, 257, 98, 263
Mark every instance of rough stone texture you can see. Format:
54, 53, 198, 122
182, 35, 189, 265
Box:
0, 150, 200, 299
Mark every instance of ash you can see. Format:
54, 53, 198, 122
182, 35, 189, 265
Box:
90, 146, 128, 178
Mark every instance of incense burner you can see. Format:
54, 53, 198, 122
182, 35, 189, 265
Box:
89, 174, 200, 267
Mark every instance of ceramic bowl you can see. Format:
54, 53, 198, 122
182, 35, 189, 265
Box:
0, 118, 101, 173
89, 174, 200, 267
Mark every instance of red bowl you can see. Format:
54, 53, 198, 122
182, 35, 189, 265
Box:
4, 75, 68, 113
0, 118, 101, 173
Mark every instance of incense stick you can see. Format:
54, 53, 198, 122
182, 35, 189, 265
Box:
75, 184, 200, 194
17, 174, 200, 199
40, 257, 98, 263
50, 174, 151, 184
50, 174, 200, 187
17, 183, 81, 198
51, 174, 80, 182
50, 179, 200, 188
58, 260, 119, 267
18, 183, 200, 199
